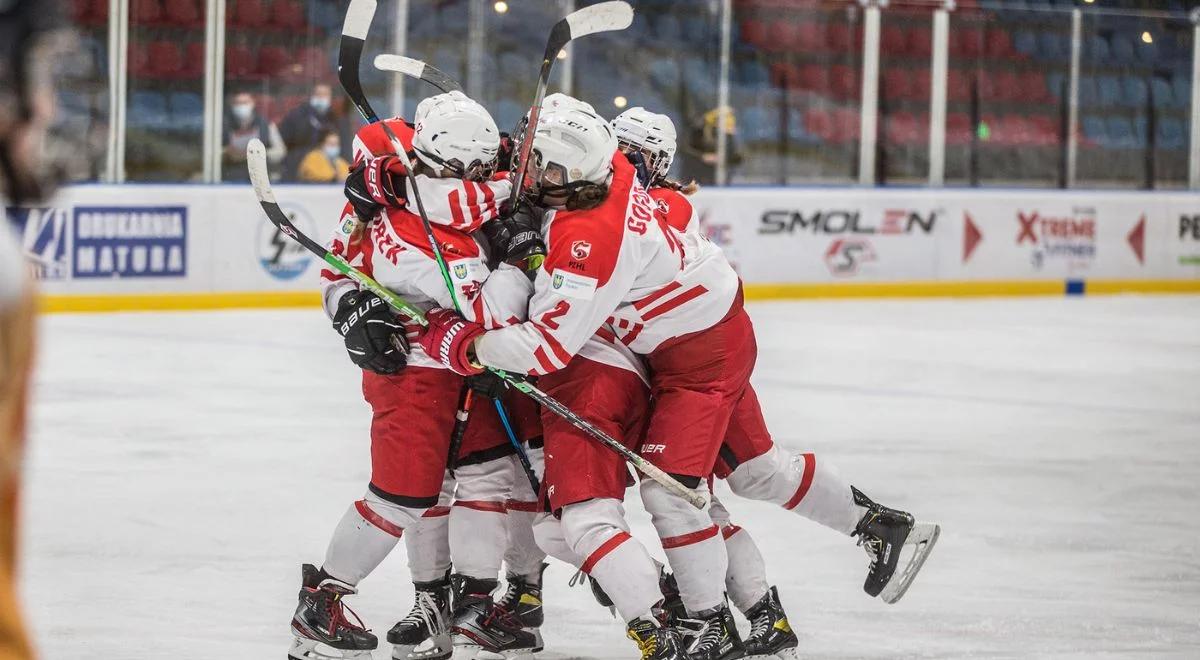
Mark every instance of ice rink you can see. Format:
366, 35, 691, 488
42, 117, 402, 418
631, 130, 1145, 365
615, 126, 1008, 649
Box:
19, 295, 1200, 659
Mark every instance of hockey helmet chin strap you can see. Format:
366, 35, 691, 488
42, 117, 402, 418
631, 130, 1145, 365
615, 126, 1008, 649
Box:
415, 146, 497, 182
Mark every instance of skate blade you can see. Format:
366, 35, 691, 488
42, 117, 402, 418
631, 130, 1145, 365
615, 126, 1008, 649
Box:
289, 637, 375, 660
394, 634, 453, 660
879, 522, 940, 604
744, 647, 800, 660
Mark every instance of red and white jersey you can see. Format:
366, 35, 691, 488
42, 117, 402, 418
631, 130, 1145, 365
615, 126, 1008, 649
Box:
473, 152, 740, 376
649, 186, 700, 236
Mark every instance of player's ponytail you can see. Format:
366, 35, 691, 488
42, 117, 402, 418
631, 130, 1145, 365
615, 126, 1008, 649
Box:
658, 177, 699, 196
566, 182, 609, 210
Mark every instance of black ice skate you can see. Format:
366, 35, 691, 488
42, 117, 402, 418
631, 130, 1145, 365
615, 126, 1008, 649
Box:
741, 587, 798, 660
288, 563, 377, 660
388, 574, 452, 660
677, 604, 745, 660
452, 602, 545, 658
850, 486, 940, 604
494, 564, 547, 629
654, 570, 687, 626
626, 616, 687, 660
447, 575, 502, 658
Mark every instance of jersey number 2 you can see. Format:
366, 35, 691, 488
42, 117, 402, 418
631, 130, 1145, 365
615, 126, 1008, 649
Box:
540, 300, 571, 330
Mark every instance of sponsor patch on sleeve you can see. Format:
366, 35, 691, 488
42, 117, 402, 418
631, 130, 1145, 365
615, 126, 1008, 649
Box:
549, 268, 598, 300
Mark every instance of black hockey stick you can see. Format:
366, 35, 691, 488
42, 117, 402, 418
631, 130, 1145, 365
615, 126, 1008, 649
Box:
374, 54, 463, 94
246, 139, 703, 509
506, 1, 634, 210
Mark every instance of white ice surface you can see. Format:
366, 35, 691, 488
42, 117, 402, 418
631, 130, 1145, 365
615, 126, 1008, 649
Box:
20, 296, 1200, 659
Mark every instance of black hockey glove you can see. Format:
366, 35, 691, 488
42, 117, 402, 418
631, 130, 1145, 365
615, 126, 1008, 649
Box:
480, 204, 546, 276
332, 290, 409, 375
466, 371, 508, 399
343, 156, 409, 221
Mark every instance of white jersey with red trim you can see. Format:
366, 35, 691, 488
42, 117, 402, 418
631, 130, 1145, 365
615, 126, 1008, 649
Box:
473, 152, 740, 377
649, 186, 700, 236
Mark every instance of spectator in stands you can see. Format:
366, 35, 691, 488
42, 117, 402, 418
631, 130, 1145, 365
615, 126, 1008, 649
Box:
278, 83, 348, 181
296, 130, 349, 183
680, 105, 743, 184
222, 91, 285, 182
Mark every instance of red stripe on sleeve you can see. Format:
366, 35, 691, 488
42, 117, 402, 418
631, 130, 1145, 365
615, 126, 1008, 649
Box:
481, 183, 496, 219
660, 524, 720, 549
534, 324, 573, 365
640, 285, 709, 322
581, 531, 632, 574
532, 346, 557, 374
464, 182, 480, 228
618, 322, 644, 347
449, 189, 465, 228
595, 327, 617, 343
632, 281, 683, 312
355, 500, 405, 538
454, 500, 508, 514
783, 453, 816, 510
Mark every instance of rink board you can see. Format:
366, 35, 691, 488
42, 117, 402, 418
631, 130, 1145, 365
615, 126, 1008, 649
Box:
6, 184, 1199, 312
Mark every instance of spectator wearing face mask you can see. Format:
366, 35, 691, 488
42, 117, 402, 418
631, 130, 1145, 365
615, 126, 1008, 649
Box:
278, 83, 348, 181
296, 130, 350, 183
222, 91, 286, 182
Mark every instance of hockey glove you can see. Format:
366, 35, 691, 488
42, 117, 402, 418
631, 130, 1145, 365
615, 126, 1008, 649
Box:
466, 371, 509, 399
480, 205, 546, 275
333, 290, 409, 375
497, 132, 515, 173
409, 308, 486, 376
344, 155, 408, 220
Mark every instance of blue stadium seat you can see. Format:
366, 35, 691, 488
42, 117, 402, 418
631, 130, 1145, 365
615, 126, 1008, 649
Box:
1150, 77, 1174, 108
683, 59, 717, 101
654, 14, 681, 42
1077, 76, 1098, 106
1158, 117, 1186, 150
1013, 31, 1037, 58
681, 16, 710, 43
1097, 76, 1122, 107
495, 100, 523, 133
1136, 40, 1158, 65
1122, 76, 1148, 108
737, 60, 769, 87
1109, 35, 1135, 64
1082, 116, 1107, 145
1105, 116, 1137, 149
129, 91, 169, 129
1036, 32, 1067, 62
168, 92, 203, 132
1171, 73, 1191, 108
1086, 35, 1110, 64
739, 106, 772, 144
649, 58, 679, 89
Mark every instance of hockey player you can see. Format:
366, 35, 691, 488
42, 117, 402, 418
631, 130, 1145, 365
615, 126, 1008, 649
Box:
611, 105, 939, 639
410, 97, 746, 660
289, 91, 543, 660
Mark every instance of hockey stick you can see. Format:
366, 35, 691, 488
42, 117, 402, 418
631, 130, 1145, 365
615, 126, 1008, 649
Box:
373, 54, 463, 93
506, 1, 634, 210
246, 139, 703, 509
338, 0, 489, 481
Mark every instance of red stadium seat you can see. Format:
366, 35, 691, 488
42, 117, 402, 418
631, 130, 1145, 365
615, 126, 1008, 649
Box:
882, 68, 911, 101
1019, 71, 1049, 103
880, 25, 908, 56
128, 42, 152, 77
958, 30, 984, 58
795, 21, 824, 53
908, 27, 932, 58
986, 28, 1013, 59
829, 64, 857, 100
1030, 116, 1059, 146
832, 107, 860, 141
272, 0, 307, 30
257, 46, 291, 78
225, 44, 257, 79
181, 41, 205, 79
800, 64, 830, 93
910, 68, 931, 101
947, 68, 971, 102
885, 111, 921, 145
741, 20, 768, 48
147, 41, 184, 79
163, 0, 201, 26
804, 108, 833, 141
767, 21, 800, 53
131, 0, 163, 25
946, 112, 972, 145
88, 0, 110, 24
232, 0, 268, 28
826, 22, 856, 53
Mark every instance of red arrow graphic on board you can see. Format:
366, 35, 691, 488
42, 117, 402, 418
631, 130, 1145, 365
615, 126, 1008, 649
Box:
963, 212, 982, 263
1127, 215, 1145, 264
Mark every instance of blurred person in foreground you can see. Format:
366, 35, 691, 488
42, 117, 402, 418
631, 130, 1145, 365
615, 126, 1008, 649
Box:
2, 0, 73, 656
223, 91, 285, 182
296, 130, 349, 183
279, 83, 348, 180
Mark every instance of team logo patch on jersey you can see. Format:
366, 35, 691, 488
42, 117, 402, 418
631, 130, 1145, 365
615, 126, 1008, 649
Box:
454, 263, 468, 279
571, 240, 592, 261
550, 268, 598, 300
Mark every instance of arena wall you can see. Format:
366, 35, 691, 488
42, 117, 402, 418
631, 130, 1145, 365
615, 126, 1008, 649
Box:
8, 185, 1199, 313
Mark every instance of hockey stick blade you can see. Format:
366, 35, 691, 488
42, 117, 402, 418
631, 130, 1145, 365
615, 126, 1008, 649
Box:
880, 522, 940, 604
374, 54, 463, 93
564, 1, 634, 42
338, 0, 379, 123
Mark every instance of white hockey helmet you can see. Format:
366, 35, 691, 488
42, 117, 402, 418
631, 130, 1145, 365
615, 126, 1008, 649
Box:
543, 92, 598, 115
612, 107, 677, 183
517, 94, 617, 209
412, 91, 500, 181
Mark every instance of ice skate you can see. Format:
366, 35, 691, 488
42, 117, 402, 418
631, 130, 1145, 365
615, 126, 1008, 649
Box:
448, 566, 547, 658
653, 569, 686, 626
288, 564, 377, 660
741, 587, 798, 660
850, 486, 940, 604
388, 574, 453, 660
494, 564, 546, 629
626, 616, 686, 660
677, 604, 745, 660
447, 575, 499, 659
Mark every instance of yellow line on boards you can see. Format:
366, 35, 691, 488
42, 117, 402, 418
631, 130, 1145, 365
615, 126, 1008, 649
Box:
37, 279, 1200, 313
